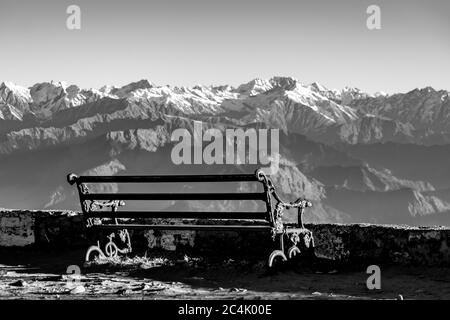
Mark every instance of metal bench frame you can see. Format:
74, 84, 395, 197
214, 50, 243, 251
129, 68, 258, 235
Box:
67, 169, 313, 267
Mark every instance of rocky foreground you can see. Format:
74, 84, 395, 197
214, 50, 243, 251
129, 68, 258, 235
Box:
1, 249, 450, 300
1, 213, 450, 300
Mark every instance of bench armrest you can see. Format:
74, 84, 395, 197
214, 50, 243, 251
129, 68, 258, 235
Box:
256, 169, 312, 230
294, 198, 313, 228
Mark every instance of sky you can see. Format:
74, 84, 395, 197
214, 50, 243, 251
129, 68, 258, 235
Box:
0, 0, 449, 94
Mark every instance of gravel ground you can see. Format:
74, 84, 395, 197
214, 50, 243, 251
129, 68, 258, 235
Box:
0, 249, 449, 300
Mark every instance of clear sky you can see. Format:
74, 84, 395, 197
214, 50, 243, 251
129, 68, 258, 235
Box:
0, 0, 449, 94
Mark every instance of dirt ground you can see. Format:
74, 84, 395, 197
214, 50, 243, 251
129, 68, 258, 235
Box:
0, 248, 449, 300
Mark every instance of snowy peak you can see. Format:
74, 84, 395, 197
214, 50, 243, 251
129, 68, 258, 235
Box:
30, 81, 67, 106
340, 86, 372, 105
234, 76, 301, 96
235, 78, 273, 96
0, 82, 32, 116
112, 79, 154, 97
0, 81, 31, 99
29, 81, 85, 117
374, 91, 388, 97
269, 76, 299, 90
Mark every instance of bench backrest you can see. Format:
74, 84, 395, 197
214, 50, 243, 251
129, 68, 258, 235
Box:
67, 169, 275, 227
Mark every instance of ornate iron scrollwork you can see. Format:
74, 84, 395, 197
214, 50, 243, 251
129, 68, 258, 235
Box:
69, 175, 131, 261
85, 229, 132, 262
272, 203, 285, 238
82, 195, 129, 259
86, 199, 125, 227
285, 228, 315, 259
90, 200, 125, 211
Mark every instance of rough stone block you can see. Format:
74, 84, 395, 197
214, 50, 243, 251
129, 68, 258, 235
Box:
0, 211, 35, 246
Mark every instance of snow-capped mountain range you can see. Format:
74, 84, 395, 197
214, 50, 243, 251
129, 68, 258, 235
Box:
1, 77, 448, 145
1, 77, 450, 226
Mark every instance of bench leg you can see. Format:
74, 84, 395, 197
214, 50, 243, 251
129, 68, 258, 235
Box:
85, 229, 132, 262
287, 245, 301, 259
268, 250, 287, 267
85, 241, 106, 261
285, 228, 315, 261
286, 231, 301, 259
267, 229, 315, 267
267, 233, 287, 268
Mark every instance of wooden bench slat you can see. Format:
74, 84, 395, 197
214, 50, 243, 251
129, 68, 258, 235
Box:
86, 211, 268, 219
75, 174, 259, 183
83, 192, 266, 201
94, 224, 272, 231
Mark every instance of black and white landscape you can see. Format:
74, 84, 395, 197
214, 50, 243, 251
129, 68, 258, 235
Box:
1, 77, 450, 226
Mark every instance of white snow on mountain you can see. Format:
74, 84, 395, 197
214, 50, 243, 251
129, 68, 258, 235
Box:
234, 78, 273, 96
0, 82, 32, 119
0, 77, 448, 145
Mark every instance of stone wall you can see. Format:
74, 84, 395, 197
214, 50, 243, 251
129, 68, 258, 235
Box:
0, 211, 35, 246
309, 224, 450, 266
1, 210, 449, 267
0, 210, 84, 246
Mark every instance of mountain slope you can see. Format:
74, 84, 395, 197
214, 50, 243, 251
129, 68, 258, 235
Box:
310, 164, 434, 192
0, 77, 449, 226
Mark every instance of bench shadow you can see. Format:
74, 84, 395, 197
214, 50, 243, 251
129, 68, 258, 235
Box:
80, 248, 361, 295
0, 247, 370, 298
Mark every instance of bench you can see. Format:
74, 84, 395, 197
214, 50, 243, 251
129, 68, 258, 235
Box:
67, 169, 314, 267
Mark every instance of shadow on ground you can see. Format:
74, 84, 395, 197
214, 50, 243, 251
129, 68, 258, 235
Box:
1, 248, 449, 300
